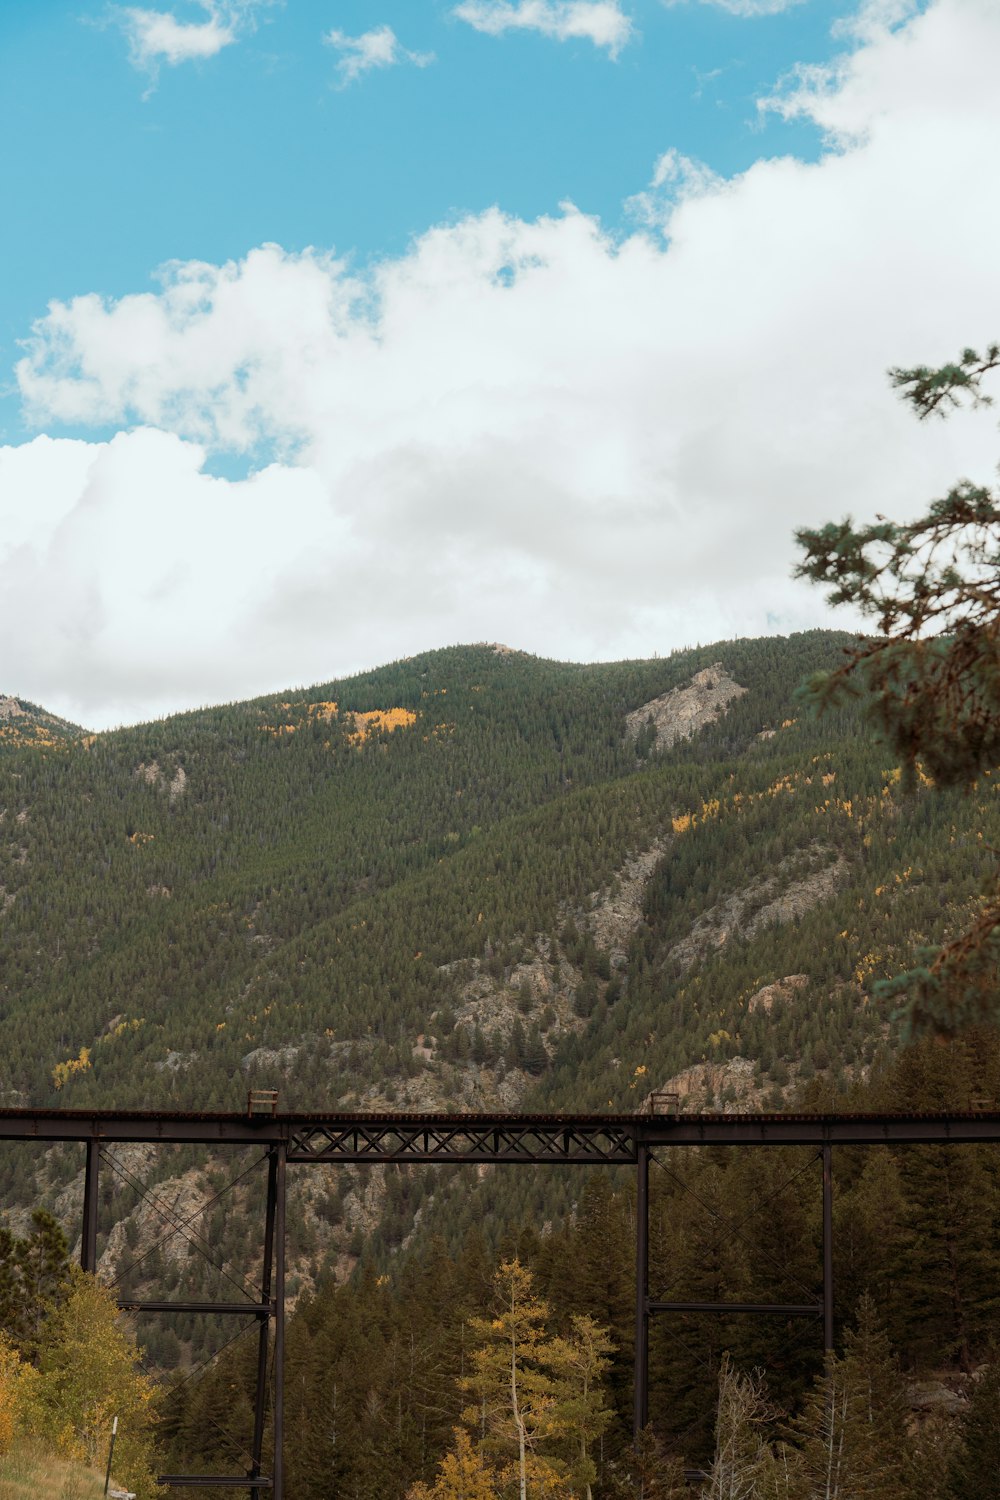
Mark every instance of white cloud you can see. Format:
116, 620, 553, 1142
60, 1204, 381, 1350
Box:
662, 0, 805, 16
9, 0, 1000, 727
759, 0, 944, 145
324, 25, 434, 87
111, 1, 266, 87
453, 1, 633, 56
625, 149, 724, 230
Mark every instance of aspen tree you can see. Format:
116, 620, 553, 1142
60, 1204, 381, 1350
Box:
461, 1258, 569, 1500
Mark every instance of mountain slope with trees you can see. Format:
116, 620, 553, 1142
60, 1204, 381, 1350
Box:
2, 629, 999, 1366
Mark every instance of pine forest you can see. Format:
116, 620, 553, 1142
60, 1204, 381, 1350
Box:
2, 630, 1000, 1494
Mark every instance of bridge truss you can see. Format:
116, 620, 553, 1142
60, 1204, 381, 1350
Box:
3, 1105, 1000, 1496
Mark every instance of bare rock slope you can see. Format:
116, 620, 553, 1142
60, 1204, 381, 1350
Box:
625, 664, 747, 751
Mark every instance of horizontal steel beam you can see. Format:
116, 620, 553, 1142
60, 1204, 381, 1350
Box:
648, 1300, 822, 1317
119, 1300, 273, 1317
1, 1108, 1000, 1157
0, 1112, 279, 1145
638, 1115, 1000, 1147
158, 1479, 271, 1489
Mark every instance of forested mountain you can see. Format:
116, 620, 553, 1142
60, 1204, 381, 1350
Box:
2, 631, 999, 1379
6, 631, 994, 1116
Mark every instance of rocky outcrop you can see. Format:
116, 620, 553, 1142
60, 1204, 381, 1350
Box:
747, 974, 810, 1015
905, 1379, 968, 1417
134, 760, 188, 800
625, 664, 747, 751
647, 1056, 764, 1113
582, 842, 667, 968
670, 850, 849, 974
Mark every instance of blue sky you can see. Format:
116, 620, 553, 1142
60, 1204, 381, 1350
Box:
0, 0, 844, 447
3, 0, 1000, 728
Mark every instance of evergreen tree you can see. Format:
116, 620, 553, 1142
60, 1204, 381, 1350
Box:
0, 1211, 71, 1361
796, 340, 1000, 1035
785, 1296, 909, 1500
945, 1356, 1000, 1500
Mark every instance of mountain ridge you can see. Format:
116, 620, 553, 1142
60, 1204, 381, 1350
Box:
2, 629, 998, 1368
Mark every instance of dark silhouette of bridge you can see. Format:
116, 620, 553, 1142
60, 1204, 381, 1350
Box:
4, 1104, 998, 1495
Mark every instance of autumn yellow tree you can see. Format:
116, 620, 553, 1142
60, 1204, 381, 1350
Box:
408, 1428, 499, 1500
0, 1333, 35, 1455
23, 1271, 162, 1498
547, 1316, 614, 1500
461, 1258, 569, 1500
457, 1259, 617, 1500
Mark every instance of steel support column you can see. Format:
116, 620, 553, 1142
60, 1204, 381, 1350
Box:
249, 1148, 278, 1496
822, 1144, 834, 1354
81, 1139, 100, 1272
633, 1143, 649, 1440
272, 1143, 286, 1500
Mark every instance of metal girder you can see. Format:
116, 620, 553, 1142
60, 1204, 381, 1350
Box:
118, 1301, 273, 1317
647, 1301, 822, 1317
4, 1107, 1000, 1154
287, 1120, 637, 1163
158, 1478, 272, 1489
7, 1102, 998, 1480
636, 1113, 1000, 1147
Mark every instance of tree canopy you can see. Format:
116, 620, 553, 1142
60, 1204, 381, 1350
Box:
796, 343, 1000, 1036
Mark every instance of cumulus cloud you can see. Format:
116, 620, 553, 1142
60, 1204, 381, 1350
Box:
8, 0, 1000, 727
759, 0, 942, 145
453, 1, 633, 56
324, 25, 434, 87
111, 0, 269, 88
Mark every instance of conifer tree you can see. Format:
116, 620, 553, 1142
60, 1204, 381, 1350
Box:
620, 1427, 688, 1500
784, 1295, 909, 1500
0, 1211, 70, 1361
944, 1356, 1000, 1500
795, 341, 1000, 1035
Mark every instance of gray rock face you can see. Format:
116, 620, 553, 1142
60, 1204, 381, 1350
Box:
625, 664, 747, 751
905, 1379, 968, 1416
669, 849, 849, 975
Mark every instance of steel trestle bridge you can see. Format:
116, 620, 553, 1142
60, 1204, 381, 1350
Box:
4, 1105, 999, 1496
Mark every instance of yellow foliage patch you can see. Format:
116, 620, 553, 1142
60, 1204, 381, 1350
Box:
262, 699, 417, 746
52, 1048, 91, 1091
346, 707, 418, 744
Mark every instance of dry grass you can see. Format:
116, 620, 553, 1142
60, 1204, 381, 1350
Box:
0, 1439, 106, 1500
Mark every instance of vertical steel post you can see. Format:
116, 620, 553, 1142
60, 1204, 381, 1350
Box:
272, 1142, 287, 1500
822, 1144, 834, 1355
81, 1139, 100, 1273
249, 1149, 279, 1493
633, 1143, 650, 1440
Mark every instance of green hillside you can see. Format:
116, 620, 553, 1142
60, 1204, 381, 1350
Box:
2, 631, 998, 1371
2, 632, 994, 1116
